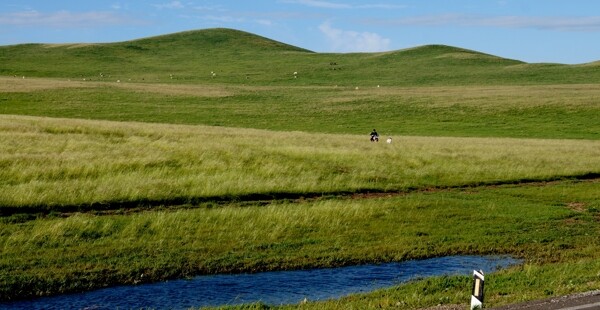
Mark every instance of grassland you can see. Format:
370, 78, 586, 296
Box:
1, 77, 599, 139
0, 28, 599, 309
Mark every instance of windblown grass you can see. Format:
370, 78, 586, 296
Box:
1, 115, 598, 210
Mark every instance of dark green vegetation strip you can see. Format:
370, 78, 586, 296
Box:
1, 172, 598, 219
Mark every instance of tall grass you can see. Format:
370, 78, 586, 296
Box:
1, 115, 598, 209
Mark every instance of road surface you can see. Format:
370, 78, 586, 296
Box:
490, 290, 600, 310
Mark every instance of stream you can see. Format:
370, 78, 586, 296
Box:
2, 255, 522, 309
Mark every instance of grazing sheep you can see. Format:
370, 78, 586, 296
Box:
386, 137, 392, 144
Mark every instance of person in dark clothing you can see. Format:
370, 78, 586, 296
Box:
370, 129, 379, 142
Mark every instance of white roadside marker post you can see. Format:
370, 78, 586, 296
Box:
471, 270, 484, 310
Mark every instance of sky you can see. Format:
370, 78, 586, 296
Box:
1, 1, 600, 64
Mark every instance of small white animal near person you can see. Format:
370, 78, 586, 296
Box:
386, 137, 392, 144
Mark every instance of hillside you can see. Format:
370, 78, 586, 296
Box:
128, 28, 312, 53
1, 28, 600, 85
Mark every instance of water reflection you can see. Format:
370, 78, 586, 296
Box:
3, 255, 521, 310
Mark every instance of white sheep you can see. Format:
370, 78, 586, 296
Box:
386, 137, 392, 144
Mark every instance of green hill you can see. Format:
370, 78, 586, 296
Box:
129, 28, 312, 53
1, 27, 599, 85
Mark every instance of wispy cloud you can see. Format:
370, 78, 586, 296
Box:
356, 4, 408, 9
193, 5, 227, 12
283, 0, 351, 9
364, 14, 600, 32
476, 15, 600, 31
152, 1, 184, 10
195, 14, 274, 28
256, 19, 273, 26
319, 22, 390, 52
0, 10, 141, 27
201, 15, 245, 24
282, 0, 406, 10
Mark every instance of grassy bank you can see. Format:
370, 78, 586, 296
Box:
1, 115, 598, 211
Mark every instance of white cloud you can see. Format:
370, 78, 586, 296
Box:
363, 14, 600, 32
0, 10, 139, 27
319, 22, 390, 52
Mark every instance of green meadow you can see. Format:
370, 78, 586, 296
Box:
0, 28, 599, 309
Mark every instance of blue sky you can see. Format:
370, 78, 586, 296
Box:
1, 0, 600, 64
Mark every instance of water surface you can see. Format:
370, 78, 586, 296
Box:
3, 255, 521, 310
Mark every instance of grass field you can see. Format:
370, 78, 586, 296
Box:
0, 28, 599, 309
0, 115, 599, 212
1, 77, 599, 139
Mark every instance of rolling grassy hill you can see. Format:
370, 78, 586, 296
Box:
2, 28, 599, 86
1, 28, 599, 139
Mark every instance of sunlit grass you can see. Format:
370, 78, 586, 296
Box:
1, 115, 598, 209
